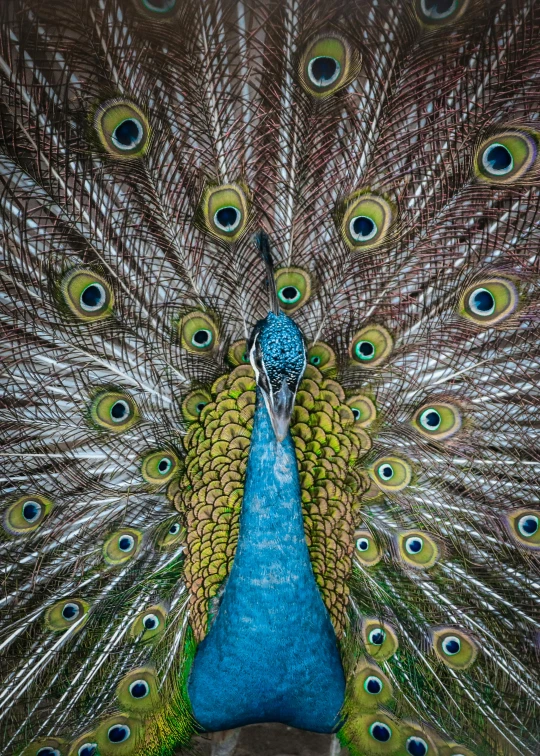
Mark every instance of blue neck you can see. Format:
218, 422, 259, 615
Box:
188, 390, 345, 732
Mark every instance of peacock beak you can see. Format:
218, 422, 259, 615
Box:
265, 379, 295, 443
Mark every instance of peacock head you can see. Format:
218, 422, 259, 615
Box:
248, 311, 306, 442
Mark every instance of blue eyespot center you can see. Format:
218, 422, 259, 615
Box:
78, 743, 97, 756
407, 736, 428, 756
370, 723, 391, 742
443, 636, 461, 655
214, 206, 240, 232
108, 725, 130, 744
356, 538, 369, 552
62, 602, 80, 621
310, 355, 322, 366
483, 143, 513, 175
143, 0, 176, 11
421, 0, 457, 18
469, 287, 495, 315
308, 56, 340, 87
112, 118, 143, 150
157, 457, 172, 474
110, 400, 129, 421
420, 408, 441, 430
22, 500, 41, 523
355, 340, 375, 360
278, 285, 301, 304
80, 283, 105, 311
518, 515, 539, 537
365, 676, 382, 694
129, 680, 150, 699
37, 748, 60, 756
369, 628, 386, 645
192, 329, 213, 347
169, 523, 181, 535
119, 535, 135, 552
351, 215, 377, 241
406, 537, 423, 554
143, 614, 159, 630
378, 463, 394, 481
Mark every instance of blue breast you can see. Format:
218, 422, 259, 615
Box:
188, 392, 346, 732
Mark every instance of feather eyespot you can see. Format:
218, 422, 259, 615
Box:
45, 599, 90, 633
369, 722, 392, 743
350, 325, 393, 368
476, 131, 537, 183
103, 528, 142, 565
228, 340, 250, 366
306, 342, 336, 374
400, 725, 438, 756
505, 508, 540, 549
179, 312, 219, 354
130, 605, 167, 641
95, 714, 140, 755
431, 626, 478, 669
347, 395, 376, 427
94, 99, 150, 158
299, 35, 360, 97
90, 391, 140, 432
460, 278, 518, 326
363, 618, 399, 659
350, 660, 393, 711
344, 712, 399, 755
398, 531, 440, 569
200, 184, 248, 242
413, 402, 462, 440
61, 269, 114, 322
136, 0, 177, 16
274, 268, 311, 313
157, 520, 186, 549
116, 668, 161, 713
370, 455, 412, 492
23, 739, 67, 756
340, 194, 393, 251
354, 529, 382, 566
141, 450, 180, 484
182, 388, 213, 422
415, 0, 469, 25
3, 493, 53, 535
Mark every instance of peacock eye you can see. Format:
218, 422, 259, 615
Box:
354, 529, 382, 566
364, 676, 383, 695
158, 519, 186, 549
36, 750, 60, 756
306, 342, 336, 374
179, 311, 219, 354
431, 627, 478, 669
141, 0, 176, 12
274, 268, 311, 313
341, 194, 393, 251
414, 402, 461, 440
399, 531, 440, 569
103, 528, 142, 564
182, 388, 213, 422
4, 494, 53, 535
368, 628, 386, 645
61, 602, 80, 621
460, 278, 518, 326
300, 35, 359, 97
369, 722, 392, 742
201, 184, 248, 241
141, 450, 179, 484
505, 508, 540, 549
350, 325, 393, 368
227, 339, 251, 367
442, 636, 460, 655
169, 523, 181, 535
143, 614, 159, 630
61, 269, 114, 322
118, 535, 135, 552
90, 391, 139, 432
107, 725, 131, 744
405, 536, 423, 554
406, 736, 429, 756
371, 456, 412, 492
518, 514, 539, 537
45, 598, 89, 633
476, 131, 538, 183
415, 0, 469, 24
78, 744, 97, 756
346, 395, 377, 427
129, 680, 150, 699
94, 99, 150, 158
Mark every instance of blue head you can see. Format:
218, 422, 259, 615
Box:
248, 312, 306, 442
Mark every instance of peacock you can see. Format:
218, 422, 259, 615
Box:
1, 0, 539, 755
